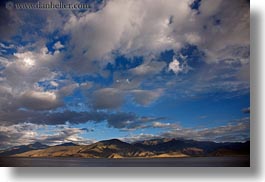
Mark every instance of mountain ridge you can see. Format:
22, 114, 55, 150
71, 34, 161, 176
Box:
0, 138, 250, 158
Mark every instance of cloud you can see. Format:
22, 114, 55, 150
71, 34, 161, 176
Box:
168, 57, 182, 74
36, 127, 93, 146
161, 117, 250, 142
185, 32, 202, 45
0, 5, 22, 41
0, 123, 93, 149
0, 110, 94, 126
130, 60, 166, 76
0, 109, 164, 131
107, 112, 137, 129
0, 81, 78, 112
131, 89, 163, 106
91, 87, 164, 109
0, 47, 80, 111
91, 88, 125, 109
19, 91, 62, 110
152, 122, 179, 129
63, 0, 249, 72
63, 0, 193, 74
121, 117, 250, 143
53, 41, 64, 50
0, 123, 38, 149
198, 0, 250, 63
199, 0, 223, 17
120, 133, 157, 143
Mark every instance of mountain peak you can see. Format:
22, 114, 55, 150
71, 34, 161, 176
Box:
100, 139, 126, 145
32, 142, 44, 145
56, 142, 78, 146
28, 142, 47, 148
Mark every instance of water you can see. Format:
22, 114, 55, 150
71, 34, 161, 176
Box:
0, 156, 250, 167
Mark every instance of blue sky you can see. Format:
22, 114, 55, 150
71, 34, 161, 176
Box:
0, 0, 250, 149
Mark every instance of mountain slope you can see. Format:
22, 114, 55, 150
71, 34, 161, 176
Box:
0, 142, 48, 157
133, 139, 250, 156
14, 139, 154, 158
9, 139, 250, 158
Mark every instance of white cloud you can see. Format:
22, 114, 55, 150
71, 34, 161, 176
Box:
152, 122, 179, 129
50, 81, 59, 87
53, 41, 64, 50
0, 47, 77, 111
168, 56, 191, 75
63, 0, 249, 70
168, 58, 182, 74
64, 0, 193, 74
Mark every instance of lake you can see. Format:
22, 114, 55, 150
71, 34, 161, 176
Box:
0, 156, 250, 167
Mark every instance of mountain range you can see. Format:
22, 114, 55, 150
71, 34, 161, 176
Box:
0, 138, 250, 158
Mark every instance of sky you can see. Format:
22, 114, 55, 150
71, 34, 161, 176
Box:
0, 0, 250, 149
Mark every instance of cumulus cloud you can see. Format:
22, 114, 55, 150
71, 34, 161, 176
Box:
19, 91, 62, 110
0, 47, 79, 111
63, 0, 194, 74
168, 58, 182, 74
0, 81, 78, 112
62, 0, 249, 73
0, 0, 249, 113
